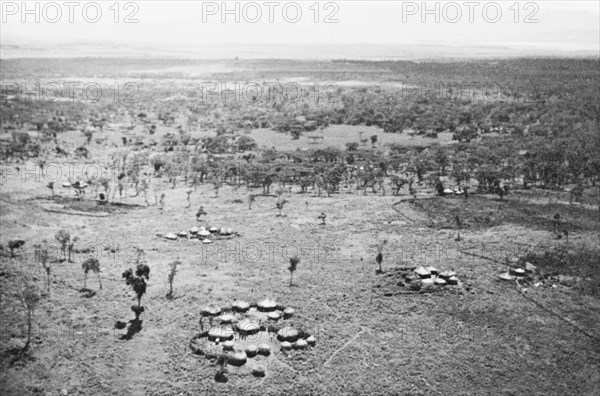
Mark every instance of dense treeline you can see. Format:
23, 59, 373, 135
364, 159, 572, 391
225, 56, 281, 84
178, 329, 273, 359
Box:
1, 58, 598, 195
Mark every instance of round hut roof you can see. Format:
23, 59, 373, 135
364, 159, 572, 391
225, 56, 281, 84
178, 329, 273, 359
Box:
235, 318, 260, 333
277, 326, 299, 342
257, 298, 277, 312
198, 229, 211, 237
232, 300, 250, 312
208, 326, 234, 341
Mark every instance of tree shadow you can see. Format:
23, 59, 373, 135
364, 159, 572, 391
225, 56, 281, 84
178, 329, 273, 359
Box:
4, 346, 36, 366
79, 288, 97, 298
120, 319, 143, 340
214, 371, 228, 383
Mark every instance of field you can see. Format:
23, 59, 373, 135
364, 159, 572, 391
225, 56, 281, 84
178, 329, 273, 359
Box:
1, 58, 599, 396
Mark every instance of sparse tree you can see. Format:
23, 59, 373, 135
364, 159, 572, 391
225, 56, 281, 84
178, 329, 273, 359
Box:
553, 213, 561, 235
213, 180, 222, 198
375, 251, 383, 273
8, 240, 25, 257
370, 135, 378, 148
436, 179, 445, 197
318, 212, 327, 225
390, 175, 408, 196
346, 142, 359, 151
47, 182, 55, 198
494, 181, 509, 200
68, 236, 79, 263
21, 282, 41, 351
276, 200, 288, 217
288, 256, 299, 286
455, 214, 463, 241
35, 242, 51, 292
82, 257, 102, 290
375, 240, 387, 273
408, 178, 417, 201
215, 353, 229, 382
159, 193, 166, 211
122, 263, 151, 320
55, 229, 70, 260
186, 189, 192, 208
167, 260, 181, 297
275, 187, 285, 202
84, 129, 94, 145
196, 206, 207, 221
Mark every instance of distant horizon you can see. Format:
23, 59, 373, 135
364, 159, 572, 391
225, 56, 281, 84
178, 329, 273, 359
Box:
1, 41, 598, 61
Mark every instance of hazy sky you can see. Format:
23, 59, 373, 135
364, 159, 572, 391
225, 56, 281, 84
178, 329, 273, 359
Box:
1, 1, 599, 50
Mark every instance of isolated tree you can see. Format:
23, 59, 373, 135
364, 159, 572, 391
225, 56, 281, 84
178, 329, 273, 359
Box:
375, 252, 383, 273
375, 240, 387, 273
196, 206, 207, 221
390, 175, 408, 196
370, 135, 378, 148
21, 282, 41, 351
167, 260, 181, 297
215, 353, 229, 382
455, 214, 463, 241
47, 182, 55, 198
408, 179, 417, 201
159, 193, 166, 211
436, 179, 445, 197
276, 200, 288, 217
288, 256, 300, 286
494, 182, 509, 200
122, 263, 151, 320
213, 180, 222, 198
35, 242, 51, 293
346, 142, 359, 152
84, 129, 93, 145
275, 187, 285, 202
8, 240, 25, 257
186, 189, 192, 208
55, 229, 70, 259
82, 257, 102, 290
433, 146, 449, 175
72, 181, 86, 200
553, 212, 561, 234
68, 236, 79, 263
318, 212, 327, 225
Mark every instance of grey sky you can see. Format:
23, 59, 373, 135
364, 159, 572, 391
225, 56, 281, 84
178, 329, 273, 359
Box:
1, 1, 598, 52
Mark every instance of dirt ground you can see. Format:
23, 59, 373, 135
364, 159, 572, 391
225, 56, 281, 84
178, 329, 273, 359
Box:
1, 157, 599, 395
